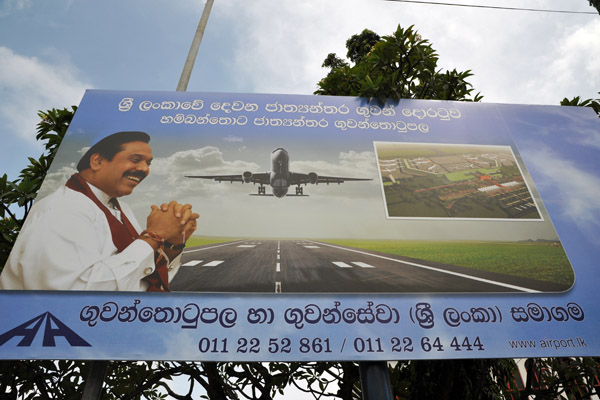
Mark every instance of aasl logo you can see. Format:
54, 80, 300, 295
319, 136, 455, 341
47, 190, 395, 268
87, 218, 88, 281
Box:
0, 312, 91, 347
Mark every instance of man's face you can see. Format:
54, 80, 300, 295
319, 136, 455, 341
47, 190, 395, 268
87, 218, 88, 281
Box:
93, 141, 153, 198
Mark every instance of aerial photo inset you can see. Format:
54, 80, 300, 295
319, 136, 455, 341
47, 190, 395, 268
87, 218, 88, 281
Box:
375, 142, 542, 219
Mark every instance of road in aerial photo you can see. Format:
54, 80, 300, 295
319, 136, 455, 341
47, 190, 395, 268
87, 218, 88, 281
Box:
169, 239, 567, 294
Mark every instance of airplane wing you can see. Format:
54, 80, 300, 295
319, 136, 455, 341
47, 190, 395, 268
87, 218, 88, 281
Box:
289, 172, 372, 185
186, 172, 270, 185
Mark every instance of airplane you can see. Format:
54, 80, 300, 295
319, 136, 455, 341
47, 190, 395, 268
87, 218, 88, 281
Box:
186, 147, 372, 198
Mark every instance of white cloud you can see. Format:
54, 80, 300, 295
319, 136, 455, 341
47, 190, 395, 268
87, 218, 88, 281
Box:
136, 147, 260, 201
526, 145, 600, 232
224, 135, 244, 143
0, 46, 89, 147
151, 146, 260, 176
523, 19, 600, 104
0, 0, 32, 15
218, 0, 387, 94
37, 164, 77, 199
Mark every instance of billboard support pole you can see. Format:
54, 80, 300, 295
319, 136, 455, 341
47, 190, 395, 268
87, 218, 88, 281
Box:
176, 0, 215, 91
81, 360, 109, 400
359, 361, 394, 400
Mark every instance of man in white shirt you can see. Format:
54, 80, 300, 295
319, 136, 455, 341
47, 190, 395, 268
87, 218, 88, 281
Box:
0, 131, 198, 291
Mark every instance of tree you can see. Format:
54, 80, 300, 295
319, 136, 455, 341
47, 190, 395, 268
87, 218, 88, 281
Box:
345, 29, 381, 64
0, 107, 76, 266
316, 25, 482, 103
589, 0, 600, 14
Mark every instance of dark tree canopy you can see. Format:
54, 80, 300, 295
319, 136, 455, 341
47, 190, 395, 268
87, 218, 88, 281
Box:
345, 29, 381, 63
321, 52, 349, 70
316, 25, 482, 103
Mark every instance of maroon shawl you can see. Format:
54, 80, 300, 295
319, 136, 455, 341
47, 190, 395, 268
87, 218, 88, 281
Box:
66, 173, 169, 291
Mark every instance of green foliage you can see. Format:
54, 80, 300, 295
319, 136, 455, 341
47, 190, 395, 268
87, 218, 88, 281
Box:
345, 29, 380, 63
0, 106, 76, 269
518, 358, 600, 399
316, 25, 482, 103
0, 360, 88, 400
390, 359, 511, 400
321, 53, 349, 70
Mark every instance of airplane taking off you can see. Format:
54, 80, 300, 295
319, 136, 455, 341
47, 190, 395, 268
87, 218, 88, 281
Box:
186, 148, 372, 198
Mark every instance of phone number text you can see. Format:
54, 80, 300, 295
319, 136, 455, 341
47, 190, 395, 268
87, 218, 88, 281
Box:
197, 336, 485, 355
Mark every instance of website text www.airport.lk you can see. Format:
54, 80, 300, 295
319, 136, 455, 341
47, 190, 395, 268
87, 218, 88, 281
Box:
509, 337, 588, 350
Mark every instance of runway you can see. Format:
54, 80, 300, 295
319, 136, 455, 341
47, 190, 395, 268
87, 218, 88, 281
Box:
169, 239, 566, 293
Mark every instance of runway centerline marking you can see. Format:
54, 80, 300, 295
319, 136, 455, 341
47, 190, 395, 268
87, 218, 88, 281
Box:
183, 240, 247, 254
309, 240, 540, 293
204, 260, 224, 267
276, 262, 281, 272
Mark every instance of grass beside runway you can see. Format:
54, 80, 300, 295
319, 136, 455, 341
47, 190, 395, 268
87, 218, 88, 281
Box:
318, 239, 574, 286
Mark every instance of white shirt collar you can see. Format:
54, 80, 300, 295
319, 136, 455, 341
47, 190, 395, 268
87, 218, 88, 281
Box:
87, 182, 113, 208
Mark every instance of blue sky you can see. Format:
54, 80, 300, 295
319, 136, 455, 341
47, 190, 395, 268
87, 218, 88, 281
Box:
1, 0, 598, 180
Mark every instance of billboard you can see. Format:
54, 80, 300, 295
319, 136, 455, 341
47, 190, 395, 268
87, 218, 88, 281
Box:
0, 90, 598, 361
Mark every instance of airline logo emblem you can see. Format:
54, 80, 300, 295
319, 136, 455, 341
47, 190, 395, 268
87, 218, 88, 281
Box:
0, 312, 91, 347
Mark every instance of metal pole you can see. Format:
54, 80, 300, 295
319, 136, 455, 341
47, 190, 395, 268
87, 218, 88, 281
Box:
176, 0, 215, 91
81, 360, 109, 400
359, 361, 394, 400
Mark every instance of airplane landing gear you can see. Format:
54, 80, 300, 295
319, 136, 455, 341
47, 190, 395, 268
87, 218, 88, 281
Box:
296, 186, 304, 196
258, 185, 266, 195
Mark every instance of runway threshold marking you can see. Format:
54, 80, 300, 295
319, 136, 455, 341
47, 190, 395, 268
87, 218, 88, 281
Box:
238, 245, 256, 248
182, 260, 203, 267
183, 240, 247, 254
352, 262, 376, 268
333, 262, 353, 268
332, 261, 376, 268
304, 245, 320, 249
309, 240, 540, 293
204, 260, 224, 267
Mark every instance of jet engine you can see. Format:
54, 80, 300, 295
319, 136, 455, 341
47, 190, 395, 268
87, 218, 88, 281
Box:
308, 172, 318, 184
243, 171, 253, 183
